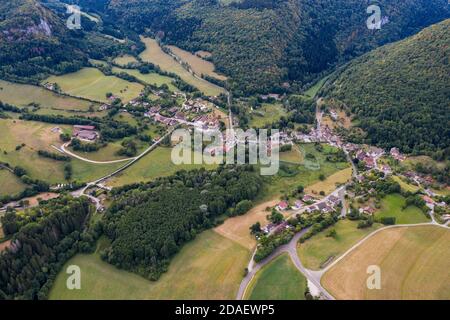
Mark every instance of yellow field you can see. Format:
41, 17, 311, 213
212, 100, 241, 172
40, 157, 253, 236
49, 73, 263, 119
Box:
280, 145, 304, 164
392, 175, 420, 193
49, 230, 250, 300
44, 68, 144, 103
305, 167, 352, 196
322, 226, 450, 300
0, 80, 95, 112
167, 45, 227, 81
113, 55, 138, 66
215, 199, 280, 249
139, 37, 225, 96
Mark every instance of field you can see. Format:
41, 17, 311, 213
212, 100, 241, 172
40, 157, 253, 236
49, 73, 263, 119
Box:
303, 75, 330, 98
113, 55, 138, 66
139, 37, 225, 96
0, 80, 96, 112
106, 147, 217, 187
245, 254, 307, 300
279, 144, 304, 164
71, 159, 126, 183
49, 230, 250, 299
376, 194, 429, 224
0, 118, 129, 184
215, 199, 279, 249
249, 103, 287, 128
44, 68, 144, 103
297, 220, 382, 270
260, 144, 350, 202
167, 45, 227, 81
0, 119, 69, 183
0, 169, 27, 197
305, 167, 352, 196
322, 226, 450, 300
112, 67, 178, 91
392, 175, 420, 193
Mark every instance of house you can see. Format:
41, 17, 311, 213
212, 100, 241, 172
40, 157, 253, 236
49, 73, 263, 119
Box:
422, 195, 435, 209
316, 202, 333, 213
382, 164, 392, 175
327, 195, 341, 207
73, 125, 98, 141
390, 147, 406, 161
302, 194, 316, 203
292, 200, 304, 210
359, 206, 376, 215
276, 201, 289, 211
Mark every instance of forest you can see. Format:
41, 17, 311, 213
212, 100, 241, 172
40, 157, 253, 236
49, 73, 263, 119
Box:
323, 19, 450, 158
102, 165, 263, 280
0, 196, 93, 299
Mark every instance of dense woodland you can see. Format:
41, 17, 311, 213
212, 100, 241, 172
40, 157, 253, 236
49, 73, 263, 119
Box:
102, 165, 263, 280
0, 196, 94, 299
323, 19, 450, 158
105, 0, 449, 95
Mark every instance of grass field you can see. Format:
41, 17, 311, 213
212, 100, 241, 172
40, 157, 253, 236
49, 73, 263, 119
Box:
246, 254, 307, 300
0, 169, 27, 196
0, 119, 69, 183
112, 67, 178, 91
392, 175, 421, 193
249, 103, 287, 128
303, 75, 330, 98
44, 68, 144, 103
71, 159, 126, 183
113, 55, 138, 66
279, 144, 304, 164
167, 45, 227, 81
0, 80, 96, 112
139, 37, 225, 96
49, 230, 250, 299
260, 144, 350, 202
322, 226, 450, 300
297, 220, 382, 270
106, 147, 217, 187
376, 194, 429, 224
305, 167, 352, 196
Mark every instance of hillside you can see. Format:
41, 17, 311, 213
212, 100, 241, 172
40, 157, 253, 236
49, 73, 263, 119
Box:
323, 19, 450, 158
0, 0, 133, 83
103, 0, 450, 94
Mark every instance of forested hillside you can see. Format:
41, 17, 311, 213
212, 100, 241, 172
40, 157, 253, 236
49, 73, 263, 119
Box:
0, 0, 134, 83
102, 165, 262, 280
104, 0, 450, 94
323, 19, 450, 158
0, 196, 93, 299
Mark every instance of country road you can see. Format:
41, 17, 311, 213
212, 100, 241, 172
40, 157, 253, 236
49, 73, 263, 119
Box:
236, 227, 334, 300
55, 143, 136, 164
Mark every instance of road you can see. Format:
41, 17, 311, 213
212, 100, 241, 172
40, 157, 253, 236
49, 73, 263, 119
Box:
236, 227, 334, 300
55, 144, 136, 164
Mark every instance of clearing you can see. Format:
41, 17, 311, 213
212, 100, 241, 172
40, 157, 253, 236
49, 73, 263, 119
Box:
376, 194, 429, 224
305, 167, 352, 196
139, 37, 225, 96
112, 67, 178, 91
167, 45, 227, 81
321, 225, 450, 300
44, 68, 144, 103
113, 55, 138, 66
0, 80, 97, 113
245, 254, 307, 300
0, 169, 27, 197
297, 219, 382, 270
249, 103, 287, 128
106, 147, 217, 187
49, 230, 250, 299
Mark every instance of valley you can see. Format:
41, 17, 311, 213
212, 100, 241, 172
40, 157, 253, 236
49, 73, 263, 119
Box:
0, 0, 448, 304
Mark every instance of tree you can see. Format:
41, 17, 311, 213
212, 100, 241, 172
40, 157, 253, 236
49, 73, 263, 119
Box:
250, 222, 261, 235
